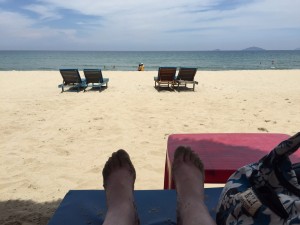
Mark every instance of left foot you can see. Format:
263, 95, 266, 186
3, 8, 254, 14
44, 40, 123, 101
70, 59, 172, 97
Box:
102, 149, 139, 225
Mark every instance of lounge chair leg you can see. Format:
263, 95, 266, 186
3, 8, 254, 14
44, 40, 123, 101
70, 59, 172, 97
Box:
193, 83, 195, 91
61, 85, 64, 93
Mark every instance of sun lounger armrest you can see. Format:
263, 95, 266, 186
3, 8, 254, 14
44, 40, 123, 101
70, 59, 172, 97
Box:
102, 78, 109, 83
176, 80, 198, 85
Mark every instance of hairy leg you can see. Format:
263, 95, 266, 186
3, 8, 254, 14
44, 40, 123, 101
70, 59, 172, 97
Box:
172, 146, 216, 225
102, 149, 139, 225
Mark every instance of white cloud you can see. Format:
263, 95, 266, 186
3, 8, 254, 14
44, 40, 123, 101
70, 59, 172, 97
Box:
0, 11, 36, 36
0, 10, 80, 50
0, 0, 299, 50
23, 4, 62, 20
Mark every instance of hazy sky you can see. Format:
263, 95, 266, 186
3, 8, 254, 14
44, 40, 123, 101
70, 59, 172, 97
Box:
1, 0, 299, 50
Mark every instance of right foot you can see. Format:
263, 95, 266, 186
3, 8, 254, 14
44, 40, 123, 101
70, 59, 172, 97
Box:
172, 146, 205, 199
102, 149, 139, 225
172, 146, 216, 225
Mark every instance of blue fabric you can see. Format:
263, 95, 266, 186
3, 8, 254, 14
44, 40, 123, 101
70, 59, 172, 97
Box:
48, 188, 222, 225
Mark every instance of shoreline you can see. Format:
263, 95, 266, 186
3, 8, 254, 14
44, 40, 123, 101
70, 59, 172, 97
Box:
1, 68, 300, 72
1, 70, 299, 224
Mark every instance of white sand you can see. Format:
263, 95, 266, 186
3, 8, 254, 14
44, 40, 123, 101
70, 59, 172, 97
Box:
0, 70, 299, 224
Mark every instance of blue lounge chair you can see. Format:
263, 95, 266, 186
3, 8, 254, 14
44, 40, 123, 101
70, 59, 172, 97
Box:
154, 67, 177, 90
83, 69, 109, 92
175, 67, 198, 91
47, 188, 223, 225
58, 69, 86, 92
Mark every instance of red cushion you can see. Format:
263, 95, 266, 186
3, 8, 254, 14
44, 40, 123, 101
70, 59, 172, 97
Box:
164, 133, 299, 189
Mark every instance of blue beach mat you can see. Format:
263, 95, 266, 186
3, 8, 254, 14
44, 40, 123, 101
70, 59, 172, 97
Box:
48, 188, 222, 225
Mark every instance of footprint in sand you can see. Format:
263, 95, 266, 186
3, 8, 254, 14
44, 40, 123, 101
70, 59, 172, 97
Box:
28, 184, 38, 189
88, 167, 100, 174
258, 127, 268, 132
284, 98, 292, 103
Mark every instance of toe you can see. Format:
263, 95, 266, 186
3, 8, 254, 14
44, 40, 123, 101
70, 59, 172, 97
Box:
174, 146, 186, 162
117, 149, 131, 166
102, 149, 136, 189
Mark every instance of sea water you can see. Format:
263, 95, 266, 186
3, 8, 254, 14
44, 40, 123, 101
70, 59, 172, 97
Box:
0, 50, 300, 71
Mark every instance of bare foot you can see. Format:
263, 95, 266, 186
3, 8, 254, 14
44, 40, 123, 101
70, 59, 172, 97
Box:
172, 146, 216, 225
102, 149, 139, 225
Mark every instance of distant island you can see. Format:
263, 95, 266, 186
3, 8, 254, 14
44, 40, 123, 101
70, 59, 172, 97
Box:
295, 48, 300, 51
242, 47, 265, 51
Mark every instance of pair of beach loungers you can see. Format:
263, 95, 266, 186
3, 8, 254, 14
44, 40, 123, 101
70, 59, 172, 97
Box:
58, 69, 109, 92
59, 67, 196, 92
154, 67, 198, 91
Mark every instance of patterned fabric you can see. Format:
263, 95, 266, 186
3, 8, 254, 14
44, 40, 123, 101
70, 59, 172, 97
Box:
216, 133, 300, 225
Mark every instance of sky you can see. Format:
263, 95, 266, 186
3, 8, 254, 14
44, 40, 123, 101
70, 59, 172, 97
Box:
0, 0, 299, 51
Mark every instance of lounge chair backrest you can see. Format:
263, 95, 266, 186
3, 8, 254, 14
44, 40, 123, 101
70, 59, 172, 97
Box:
158, 67, 177, 81
83, 69, 104, 84
60, 69, 82, 84
177, 68, 197, 81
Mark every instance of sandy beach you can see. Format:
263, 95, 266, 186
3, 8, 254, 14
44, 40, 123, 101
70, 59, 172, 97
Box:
0, 70, 299, 224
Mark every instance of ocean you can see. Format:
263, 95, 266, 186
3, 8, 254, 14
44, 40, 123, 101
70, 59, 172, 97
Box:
0, 50, 300, 71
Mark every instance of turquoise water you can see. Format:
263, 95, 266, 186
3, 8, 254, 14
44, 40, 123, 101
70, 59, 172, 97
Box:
0, 50, 300, 71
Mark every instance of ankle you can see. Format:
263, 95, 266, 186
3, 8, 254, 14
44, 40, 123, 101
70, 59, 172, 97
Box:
104, 203, 138, 225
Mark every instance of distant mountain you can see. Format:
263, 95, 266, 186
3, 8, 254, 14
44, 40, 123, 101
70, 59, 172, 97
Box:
295, 48, 300, 51
242, 47, 265, 51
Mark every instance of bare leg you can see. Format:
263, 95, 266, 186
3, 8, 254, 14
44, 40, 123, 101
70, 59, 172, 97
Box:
172, 146, 216, 225
102, 149, 139, 225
